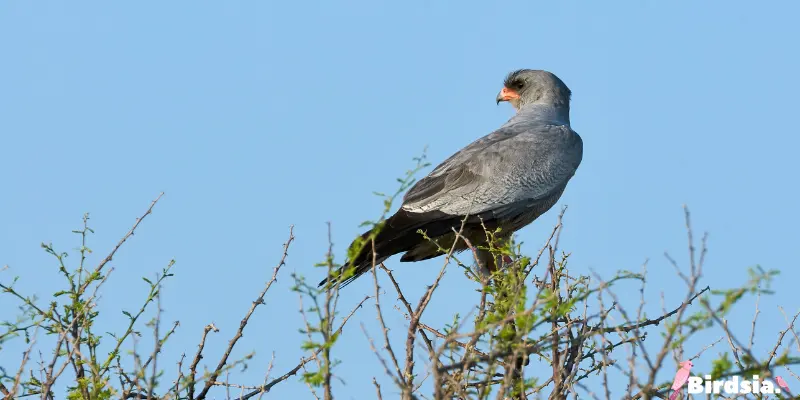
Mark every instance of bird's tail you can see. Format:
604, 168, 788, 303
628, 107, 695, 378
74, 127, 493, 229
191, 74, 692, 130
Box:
317, 209, 447, 290
316, 221, 398, 290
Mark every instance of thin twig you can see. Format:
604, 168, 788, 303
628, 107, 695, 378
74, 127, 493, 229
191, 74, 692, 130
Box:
235, 294, 370, 400
195, 227, 294, 400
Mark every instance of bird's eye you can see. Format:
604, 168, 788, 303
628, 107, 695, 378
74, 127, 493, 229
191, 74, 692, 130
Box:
515, 81, 524, 89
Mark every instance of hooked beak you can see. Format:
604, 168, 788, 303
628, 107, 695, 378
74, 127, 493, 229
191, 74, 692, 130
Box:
496, 87, 520, 104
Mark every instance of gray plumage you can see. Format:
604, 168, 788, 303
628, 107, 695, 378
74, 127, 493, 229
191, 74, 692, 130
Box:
320, 69, 583, 289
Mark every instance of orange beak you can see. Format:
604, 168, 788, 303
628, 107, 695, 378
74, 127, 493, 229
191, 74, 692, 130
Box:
496, 87, 520, 104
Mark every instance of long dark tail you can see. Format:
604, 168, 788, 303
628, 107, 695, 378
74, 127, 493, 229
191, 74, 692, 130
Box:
317, 209, 454, 289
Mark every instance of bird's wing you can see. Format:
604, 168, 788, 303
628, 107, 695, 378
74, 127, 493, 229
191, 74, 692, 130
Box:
401, 122, 582, 217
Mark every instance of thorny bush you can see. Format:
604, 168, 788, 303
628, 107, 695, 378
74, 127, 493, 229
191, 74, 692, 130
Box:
2, 159, 799, 400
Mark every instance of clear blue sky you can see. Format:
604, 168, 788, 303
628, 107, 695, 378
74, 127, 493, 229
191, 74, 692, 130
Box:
2, 1, 799, 397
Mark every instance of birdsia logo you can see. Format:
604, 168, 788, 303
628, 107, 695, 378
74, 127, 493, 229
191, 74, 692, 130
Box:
685, 375, 786, 395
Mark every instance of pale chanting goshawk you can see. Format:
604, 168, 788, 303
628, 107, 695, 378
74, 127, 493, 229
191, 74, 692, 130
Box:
320, 69, 583, 288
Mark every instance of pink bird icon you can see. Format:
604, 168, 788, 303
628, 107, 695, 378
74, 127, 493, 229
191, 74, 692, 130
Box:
669, 360, 693, 400
776, 376, 790, 393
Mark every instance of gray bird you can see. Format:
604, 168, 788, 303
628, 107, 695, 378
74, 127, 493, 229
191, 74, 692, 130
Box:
320, 69, 583, 288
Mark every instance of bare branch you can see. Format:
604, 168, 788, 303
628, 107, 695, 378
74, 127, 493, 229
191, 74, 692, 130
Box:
195, 227, 295, 400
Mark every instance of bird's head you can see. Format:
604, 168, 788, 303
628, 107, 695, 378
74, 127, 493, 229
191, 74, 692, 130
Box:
679, 360, 693, 369
496, 69, 572, 112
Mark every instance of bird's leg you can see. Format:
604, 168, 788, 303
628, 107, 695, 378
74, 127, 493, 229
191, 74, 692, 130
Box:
490, 240, 530, 385
476, 246, 529, 390
476, 250, 514, 276
476, 248, 497, 278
